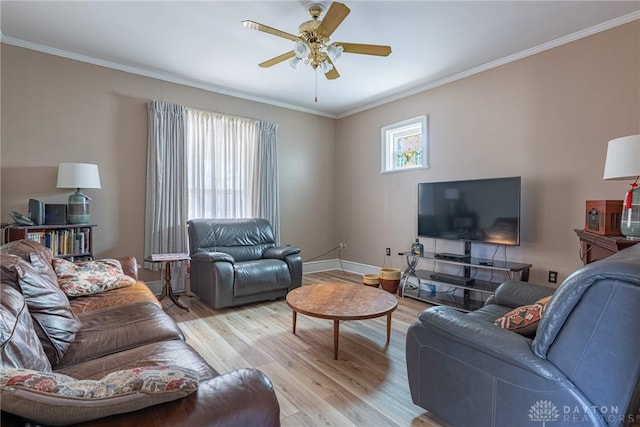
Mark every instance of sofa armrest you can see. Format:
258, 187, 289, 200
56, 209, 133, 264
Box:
191, 251, 235, 264
189, 252, 235, 309
2, 369, 280, 427
263, 245, 301, 260
263, 247, 302, 292
417, 306, 563, 379
487, 280, 555, 308
116, 256, 138, 280
98, 368, 280, 427
1, 369, 280, 427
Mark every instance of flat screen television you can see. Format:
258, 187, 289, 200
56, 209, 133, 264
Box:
418, 176, 521, 246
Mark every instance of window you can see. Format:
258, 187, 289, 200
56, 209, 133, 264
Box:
184, 109, 280, 240
381, 115, 429, 173
186, 109, 257, 220
145, 100, 280, 265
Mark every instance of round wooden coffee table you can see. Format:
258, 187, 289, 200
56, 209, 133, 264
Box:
286, 283, 398, 360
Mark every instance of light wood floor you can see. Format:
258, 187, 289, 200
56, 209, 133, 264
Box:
163, 270, 445, 427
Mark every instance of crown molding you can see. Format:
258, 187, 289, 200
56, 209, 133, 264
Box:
0, 33, 338, 119
2, 10, 637, 120
337, 11, 640, 119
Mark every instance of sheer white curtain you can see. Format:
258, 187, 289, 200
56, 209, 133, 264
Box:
187, 109, 256, 218
144, 101, 189, 288
186, 109, 280, 241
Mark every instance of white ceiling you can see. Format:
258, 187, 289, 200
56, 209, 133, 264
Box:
1, 1, 639, 118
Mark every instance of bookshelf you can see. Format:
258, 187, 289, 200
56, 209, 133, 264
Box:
4, 224, 96, 260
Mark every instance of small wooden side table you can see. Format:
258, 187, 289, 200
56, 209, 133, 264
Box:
574, 229, 638, 265
146, 253, 190, 311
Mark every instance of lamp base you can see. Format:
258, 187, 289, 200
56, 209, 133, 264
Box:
620, 187, 640, 240
68, 191, 90, 224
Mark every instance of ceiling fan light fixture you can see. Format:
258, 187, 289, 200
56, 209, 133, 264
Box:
327, 43, 343, 62
293, 40, 310, 59
289, 56, 301, 69
243, 1, 391, 98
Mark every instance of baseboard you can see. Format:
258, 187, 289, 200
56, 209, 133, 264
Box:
148, 260, 395, 295
303, 259, 398, 276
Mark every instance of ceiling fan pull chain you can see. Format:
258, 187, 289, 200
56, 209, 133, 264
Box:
315, 68, 318, 103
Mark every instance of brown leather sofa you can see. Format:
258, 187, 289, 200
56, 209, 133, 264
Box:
0, 239, 280, 426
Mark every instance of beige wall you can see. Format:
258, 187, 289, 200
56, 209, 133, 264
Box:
335, 21, 640, 284
2, 21, 638, 286
0, 45, 336, 282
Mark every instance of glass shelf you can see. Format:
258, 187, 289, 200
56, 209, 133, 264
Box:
398, 251, 531, 272
398, 249, 532, 312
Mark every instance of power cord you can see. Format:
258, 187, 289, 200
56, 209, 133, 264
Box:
490, 244, 500, 263
1, 223, 21, 245
303, 245, 347, 273
578, 234, 601, 262
303, 245, 341, 262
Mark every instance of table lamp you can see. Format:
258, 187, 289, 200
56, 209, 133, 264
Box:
56, 163, 101, 224
603, 134, 640, 240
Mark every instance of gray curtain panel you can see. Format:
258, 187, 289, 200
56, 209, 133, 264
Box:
254, 120, 280, 244
144, 101, 189, 288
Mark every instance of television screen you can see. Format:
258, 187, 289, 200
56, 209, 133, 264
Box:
418, 177, 521, 246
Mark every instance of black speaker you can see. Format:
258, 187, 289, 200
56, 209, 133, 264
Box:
28, 199, 45, 225
45, 204, 67, 225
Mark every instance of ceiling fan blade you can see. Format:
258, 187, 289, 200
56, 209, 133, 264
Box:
337, 42, 392, 56
242, 20, 299, 42
259, 51, 296, 68
317, 2, 350, 38
324, 60, 340, 80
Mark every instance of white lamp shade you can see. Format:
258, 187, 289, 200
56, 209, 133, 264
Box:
293, 40, 310, 59
603, 134, 640, 180
56, 163, 101, 189
321, 60, 333, 73
327, 44, 343, 62
289, 56, 301, 69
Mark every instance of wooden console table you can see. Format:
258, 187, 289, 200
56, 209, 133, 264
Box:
574, 229, 638, 265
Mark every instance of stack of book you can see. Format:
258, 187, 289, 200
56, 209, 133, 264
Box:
25, 227, 91, 257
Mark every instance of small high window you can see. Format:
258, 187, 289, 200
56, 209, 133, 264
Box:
381, 115, 429, 173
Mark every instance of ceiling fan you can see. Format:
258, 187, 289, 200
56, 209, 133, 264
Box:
242, 2, 392, 82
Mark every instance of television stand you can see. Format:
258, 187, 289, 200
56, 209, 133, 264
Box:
398, 242, 532, 312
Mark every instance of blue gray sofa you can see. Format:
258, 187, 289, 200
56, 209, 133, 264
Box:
187, 218, 302, 309
406, 244, 640, 427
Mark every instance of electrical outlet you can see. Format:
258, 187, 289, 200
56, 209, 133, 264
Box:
386, 248, 391, 256
548, 271, 558, 284
339, 242, 347, 250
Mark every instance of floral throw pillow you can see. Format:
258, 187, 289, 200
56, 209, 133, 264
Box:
0, 366, 199, 426
53, 258, 136, 297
